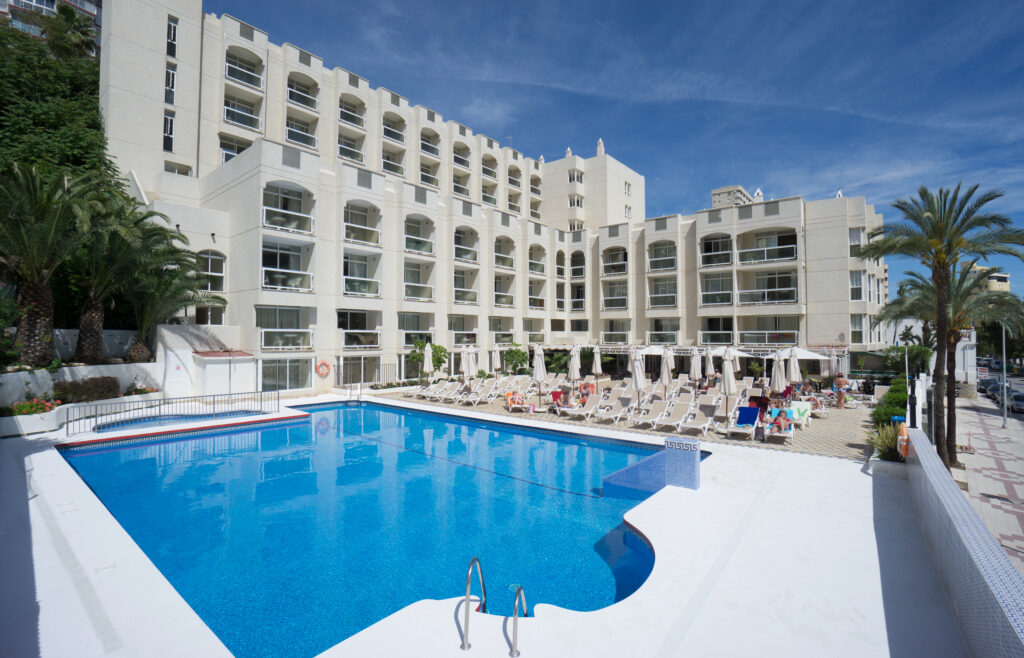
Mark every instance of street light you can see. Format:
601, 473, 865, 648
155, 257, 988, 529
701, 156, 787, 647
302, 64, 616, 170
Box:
1002, 322, 1008, 429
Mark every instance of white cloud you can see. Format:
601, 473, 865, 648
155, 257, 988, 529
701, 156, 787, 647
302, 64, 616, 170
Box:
459, 96, 518, 134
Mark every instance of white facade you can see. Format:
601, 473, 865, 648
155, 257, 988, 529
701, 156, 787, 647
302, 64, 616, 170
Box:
98, 0, 886, 393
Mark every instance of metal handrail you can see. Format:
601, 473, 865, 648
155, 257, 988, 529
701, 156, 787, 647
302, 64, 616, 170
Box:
509, 585, 527, 657
461, 557, 487, 651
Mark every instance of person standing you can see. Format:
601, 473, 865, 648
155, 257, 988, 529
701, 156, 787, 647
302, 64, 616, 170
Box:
835, 372, 850, 409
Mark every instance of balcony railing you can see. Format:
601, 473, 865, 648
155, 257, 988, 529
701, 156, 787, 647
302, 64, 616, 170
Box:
338, 107, 364, 127
404, 283, 433, 300
454, 245, 478, 262
648, 256, 676, 271
452, 331, 477, 345
403, 331, 432, 347
494, 293, 514, 306
382, 159, 404, 175
344, 222, 380, 245
343, 276, 380, 297
603, 296, 628, 310
492, 332, 514, 345
737, 244, 797, 264
382, 125, 405, 143
602, 261, 628, 276
482, 165, 497, 179
530, 209, 541, 220
453, 153, 470, 168
341, 330, 379, 349
287, 87, 317, 110
737, 287, 798, 305
454, 288, 478, 304
508, 201, 521, 213
263, 206, 313, 235
601, 332, 628, 344
738, 330, 798, 345
647, 331, 677, 345
420, 172, 438, 187
528, 260, 545, 274
701, 291, 732, 305
494, 254, 514, 269
338, 144, 363, 162
528, 296, 544, 309
571, 265, 585, 279
571, 299, 585, 311
453, 183, 470, 197
420, 140, 439, 156
508, 176, 521, 188
225, 63, 262, 90
260, 328, 312, 350
556, 265, 565, 277
530, 185, 541, 196
286, 127, 317, 148
405, 235, 434, 255
648, 293, 676, 307
224, 106, 260, 130
700, 331, 734, 345
527, 332, 545, 344
482, 192, 497, 206
262, 267, 312, 292
700, 250, 732, 267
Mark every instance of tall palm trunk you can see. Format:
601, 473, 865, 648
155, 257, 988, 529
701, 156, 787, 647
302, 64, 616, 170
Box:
947, 341, 958, 466
15, 280, 55, 368
932, 272, 949, 466
73, 295, 106, 364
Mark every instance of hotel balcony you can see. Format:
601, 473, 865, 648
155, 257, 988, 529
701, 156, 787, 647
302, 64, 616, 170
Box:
556, 298, 566, 311
701, 291, 732, 306
263, 206, 314, 236
420, 139, 440, 157
648, 255, 676, 272
494, 253, 514, 270
382, 125, 405, 144
344, 222, 380, 246
482, 164, 497, 179
419, 171, 439, 187
601, 331, 628, 345
528, 260, 545, 275
382, 158, 404, 176
530, 209, 541, 220
404, 235, 434, 255
528, 296, 545, 309
260, 328, 312, 351
648, 293, 676, 308
482, 192, 497, 206
530, 184, 542, 196
454, 245, 478, 263
737, 244, 798, 265
699, 331, 735, 345
508, 175, 521, 189
737, 287, 798, 305
225, 62, 263, 90
343, 276, 380, 297
492, 331, 514, 345
508, 200, 521, 213
403, 283, 433, 301
493, 292, 514, 307
338, 144, 363, 163
453, 152, 471, 169
571, 265, 586, 279
454, 288, 478, 304
223, 106, 260, 131
647, 331, 678, 345
338, 107, 364, 128
571, 298, 585, 311
403, 331, 432, 347
285, 126, 317, 149
700, 250, 732, 268
738, 330, 799, 345
262, 267, 312, 292
452, 331, 477, 346
286, 87, 318, 111
602, 261, 628, 277
341, 330, 380, 350
603, 296, 628, 310
527, 332, 545, 344
453, 182, 470, 197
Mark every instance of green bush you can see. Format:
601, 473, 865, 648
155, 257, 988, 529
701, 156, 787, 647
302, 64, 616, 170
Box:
872, 404, 906, 427
885, 392, 908, 408
887, 377, 907, 393
868, 423, 904, 462
53, 376, 120, 403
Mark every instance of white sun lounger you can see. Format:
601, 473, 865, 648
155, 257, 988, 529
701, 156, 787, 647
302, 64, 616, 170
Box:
559, 392, 605, 419
677, 395, 720, 436
592, 396, 634, 424
631, 400, 669, 428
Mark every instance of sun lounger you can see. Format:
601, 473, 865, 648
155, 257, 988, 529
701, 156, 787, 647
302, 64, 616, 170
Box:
802, 396, 830, 418
442, 381, 474, 402
725, 405, 761, 440
741, 376, 754, 389
592, 396, 634, 424
677, 395, 720, 436
427, 381, 459, 401
765, 409, 796, 443
505, 391, 535, 413
460, 378, 498, 405
560, 392, 605, 419
404, 380, 432, 398
789, 401, 812, 429
631, 400, 669, 428
414, 380, 444, 399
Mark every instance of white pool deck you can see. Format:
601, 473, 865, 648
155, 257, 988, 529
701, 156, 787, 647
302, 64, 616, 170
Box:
0, 393, 967, 657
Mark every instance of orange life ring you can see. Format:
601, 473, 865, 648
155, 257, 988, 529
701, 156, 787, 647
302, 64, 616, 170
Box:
316, 360, 331, 378
898, 422, 909, 458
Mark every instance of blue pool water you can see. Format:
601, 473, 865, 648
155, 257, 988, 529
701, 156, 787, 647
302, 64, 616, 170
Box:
95, 410, 261, 432
62, 402, 660, 657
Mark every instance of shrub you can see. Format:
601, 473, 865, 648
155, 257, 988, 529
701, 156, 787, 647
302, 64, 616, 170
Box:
53, 376, 121, 403
868, 423, 904, 462
872, 404, 906, 427
11, 398, 62, 415
887, 377, 907, 393
123, 382, 158, 396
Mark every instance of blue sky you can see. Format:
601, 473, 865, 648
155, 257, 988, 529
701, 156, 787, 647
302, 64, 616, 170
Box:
208, 0, 1024, 295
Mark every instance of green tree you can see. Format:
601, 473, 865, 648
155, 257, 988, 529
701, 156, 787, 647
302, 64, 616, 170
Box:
503, 344, 529, 373
39, 3, 97, 61
861, 184, 1024, 467
0, 164, 102, 366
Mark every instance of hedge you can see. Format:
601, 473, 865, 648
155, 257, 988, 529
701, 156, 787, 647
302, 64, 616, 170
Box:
53, 376, 121, 403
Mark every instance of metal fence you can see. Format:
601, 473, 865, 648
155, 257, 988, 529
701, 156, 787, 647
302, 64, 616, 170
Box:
64, 390, 280, 436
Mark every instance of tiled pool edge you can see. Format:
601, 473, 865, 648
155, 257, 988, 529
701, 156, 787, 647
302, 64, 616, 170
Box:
907, 428, 1024, 656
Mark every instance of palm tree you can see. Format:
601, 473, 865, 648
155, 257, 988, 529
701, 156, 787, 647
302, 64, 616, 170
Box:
0, 164, 101, 367
69, 195, 171, 363
126, 245, 225, 362
861, 184, 1024, 467
39, 3, 96, 60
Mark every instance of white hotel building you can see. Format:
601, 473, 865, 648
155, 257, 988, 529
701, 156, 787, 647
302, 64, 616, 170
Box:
98, 0, 887, 393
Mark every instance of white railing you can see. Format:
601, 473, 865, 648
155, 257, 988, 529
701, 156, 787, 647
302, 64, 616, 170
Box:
527, 333, 545, 344
287, 87, 318, 110
453, 183, 470, 197
528, 260, 545, 274
508, 176, 521, 188
453, 153, 471, 168
602, 261, 628, 276
700, 331, 734, 345
508, 201, 521, 213
494, 293, 514, 306
338, 144, 363, 162
262, 267, 313, 292
528, 296, 545, 309
700, 250, 732, 267
570, 265, 585, 279
383, 125, 405, 143
338, 107, 364, 127
737, 244, 797, 264
223, 106, 261, 130
404, 283, 433, 300
647, 331, 677, 344
482, 192, 497, 206
286, 127, 317, 148
649, 293, 676, 307
454, 245, 478, 262
403, 331, 432, 347
263, 206, 313, 235
341, 330, 379, 349
492, 332, 514, 345
405, 235, 434, 254
530, 185, 541, 196
454, 288, 478, 304
571, 299, 585, 311
648, 256, 676, 271
530, 209, 541, 220
420, 140, 439, 156
382, 159, 404, 175
420, 172, 438, 186
225, 63, 263, 90
482, 165, 497, 179
452, 331, 477, 345
603, 296, 628, 310
494, 254, 514, 269
344, 222, 380, 245
343, 276, 380, 296
701, 291, 732, 305
261, 328, 312, 350
738, 330, 798, 345
737, 287, 798, 304
556, 265, 565, 277
601, 332, 628, 344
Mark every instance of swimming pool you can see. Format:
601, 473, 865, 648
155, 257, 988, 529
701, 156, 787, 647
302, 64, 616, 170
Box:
62, 401, 662, 657
94, 409, 262, 432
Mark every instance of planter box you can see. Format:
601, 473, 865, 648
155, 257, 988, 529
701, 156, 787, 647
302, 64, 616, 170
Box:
0, 391, 166, 438
867, 454, 908, 479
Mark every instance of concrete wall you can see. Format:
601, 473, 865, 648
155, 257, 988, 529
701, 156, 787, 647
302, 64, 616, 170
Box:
906, 427, 1024, 656
0, 363, 163, 407
51, 329, 138, 360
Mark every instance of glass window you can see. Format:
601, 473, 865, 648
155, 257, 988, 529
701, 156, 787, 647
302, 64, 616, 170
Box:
262, 243, 301, 271
261, 358, 311, 391
198, 250, 225, 291
344, 205, 370, 226
337, 310, 367, 330
343, 253, 368, 278
256, 306, 301, 329
849, 228, 864, 257
195, 306, 223, 325
166, 16, 178, 57
850, 270, 864, 301
164, 63, 176, 105
851, 314, 864, 343
162, 110, 174, 152
570, 319, 588, 332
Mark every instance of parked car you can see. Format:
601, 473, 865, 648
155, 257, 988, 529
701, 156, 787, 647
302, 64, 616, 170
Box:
987, 383, 1006, 401
1011, 392, 1024, 414
978, 376, 999, 393
989, 383, 1014, 405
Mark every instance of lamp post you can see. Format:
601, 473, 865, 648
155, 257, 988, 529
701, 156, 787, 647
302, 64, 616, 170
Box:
1003, 322, 1008, 429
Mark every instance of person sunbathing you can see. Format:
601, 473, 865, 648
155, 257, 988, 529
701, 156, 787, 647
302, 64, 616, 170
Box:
506, 391, 535, 413
556, 393, 577, 409
769, 410, 792, 433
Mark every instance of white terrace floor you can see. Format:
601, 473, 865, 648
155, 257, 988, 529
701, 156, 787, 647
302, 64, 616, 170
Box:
0, 393, 966, 657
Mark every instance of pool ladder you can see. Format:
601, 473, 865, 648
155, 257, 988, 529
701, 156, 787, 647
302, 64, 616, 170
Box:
459, 558, 528, 656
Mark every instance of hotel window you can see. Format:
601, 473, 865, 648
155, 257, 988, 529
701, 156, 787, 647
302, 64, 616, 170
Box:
570, 319, 589, 332
849, 228, 864, 257
404, 263, 422, 284
624, 181, 631, 196
166, 16, 178, 57
625, 205, 631, 220
569, 220, 584, 231
163, 161, 191, 176
220, 135, 250, 163
262, 243, 302, 271
764, 201, 780, 216
867, 274, 874, 302
195, 306, 224, 326
568, 194, 584, 208
343, 253, 369, 279
261, 358, 311, 392
850, 314, 864, 344
337, 310, 368, 330
162, 110, 174, 152
850, 270, 864, 301
164, 63, 176, 105
568, 169, 584, 183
